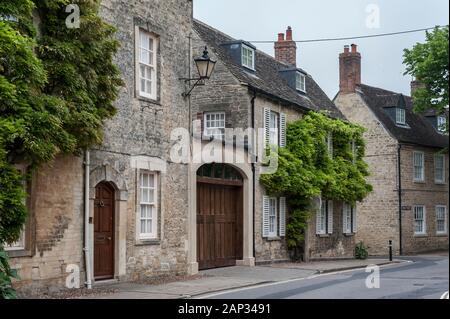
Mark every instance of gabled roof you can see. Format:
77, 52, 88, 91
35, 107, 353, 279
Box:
193, 19, 344, 119
358, 84, 448, 148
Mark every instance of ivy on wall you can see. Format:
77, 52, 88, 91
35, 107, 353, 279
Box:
0, 0, 122, 248
260, 112, 373, 252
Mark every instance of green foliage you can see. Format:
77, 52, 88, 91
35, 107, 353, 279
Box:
355, 242, 369, 260
260, 112, 372, 250
0, 245, 20, 299
403, 26, 449, 125
0, 0, 123, 295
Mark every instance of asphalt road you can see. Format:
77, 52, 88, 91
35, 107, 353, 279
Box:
202, 255, 449, 299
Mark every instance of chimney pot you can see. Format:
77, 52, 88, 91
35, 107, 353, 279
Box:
344, 45, 350, 53
351, 44, 357, 53
286, 26, 293, 41
278, 33, 285, 41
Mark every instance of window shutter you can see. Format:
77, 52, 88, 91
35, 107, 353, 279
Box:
263, 196, 270, 238
264, 108, 271, 149
280, 113, 287, 148
352, 206, 357, 233
327, 200, 334, 234
316, 198, 323, 235
279, 197, 286, 237
343, 204, 349, 234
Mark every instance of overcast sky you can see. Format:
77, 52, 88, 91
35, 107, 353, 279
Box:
193, 0, 449, 99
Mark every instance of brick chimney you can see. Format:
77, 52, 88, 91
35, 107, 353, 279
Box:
339, 44, 361, 93
410, 80, 425, 96
275, 26, 297, 67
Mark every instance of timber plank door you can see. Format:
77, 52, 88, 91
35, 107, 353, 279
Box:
94, 182, 115, 280
197, 164, 244, 270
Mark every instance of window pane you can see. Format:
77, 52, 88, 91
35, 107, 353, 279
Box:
142, 173, 149, 187
140, 49, 150, 64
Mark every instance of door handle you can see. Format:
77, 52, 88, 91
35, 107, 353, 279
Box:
108, 237, 112, 241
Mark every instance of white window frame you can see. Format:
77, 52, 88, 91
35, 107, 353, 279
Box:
268, 197, 278, 238
204, 112, 225, 140
269, 111, 279, 146
414, 205, 426, 235
5, 165, 27, 251
436, 206, 448, 235
241, 44, 255, 70
138, 171, 158, 240
435, 154, 446, 184
137, 28, 157, 100
437, 116, 447, 133
396, 108, 406, 126
296, 72, 306, 93
317, 199, 333, 235
413, 151, 425, 182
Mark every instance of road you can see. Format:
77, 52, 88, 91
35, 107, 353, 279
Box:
200, 255, 449, 299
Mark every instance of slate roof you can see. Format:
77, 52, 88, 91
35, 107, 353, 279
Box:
193, 20, 344, 119
358, 84, 448, 148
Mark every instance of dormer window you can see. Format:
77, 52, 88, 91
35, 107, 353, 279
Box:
396, 108, 406, 126
242, 44, 255, 70
437, 116, 447, 133
296, 72, 306, 93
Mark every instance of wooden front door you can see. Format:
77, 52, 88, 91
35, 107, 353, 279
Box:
94, 183, 115, 280
197, 178, 243, 270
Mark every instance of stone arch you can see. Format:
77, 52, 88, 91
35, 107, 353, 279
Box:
90, 164, 128, 201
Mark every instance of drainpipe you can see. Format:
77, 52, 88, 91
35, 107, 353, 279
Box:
84, 150, 92, 289
397, 144, 403, 256
251, 89, 257, 259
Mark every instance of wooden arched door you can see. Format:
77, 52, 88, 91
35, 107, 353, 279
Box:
94, 182, 115, 280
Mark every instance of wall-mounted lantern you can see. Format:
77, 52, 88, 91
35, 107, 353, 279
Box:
181, 46, 216, 97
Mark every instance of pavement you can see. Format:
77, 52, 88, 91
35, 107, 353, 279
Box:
87, 258, 402, 299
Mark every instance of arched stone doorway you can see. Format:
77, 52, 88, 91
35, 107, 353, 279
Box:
196, 163, 244, 270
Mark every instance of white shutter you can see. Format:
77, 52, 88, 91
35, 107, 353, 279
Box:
279, 197, 286, 237
262, 196, 270, 238
264, 108, 271, 149
343, 204, 349, 234
352, 205, 357, 233
280, 113, 287, 148
327, 200, 334, 234
316, 198, 323, 235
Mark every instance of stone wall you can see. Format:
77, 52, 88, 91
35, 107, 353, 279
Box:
10, 156, 84, 296
399, 144, 449, 254
334, 92, 400, 255
306, 201, 357, 259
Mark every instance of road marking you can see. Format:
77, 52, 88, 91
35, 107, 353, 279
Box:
194, 261, 412, 299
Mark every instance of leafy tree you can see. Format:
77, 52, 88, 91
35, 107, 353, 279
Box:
0, 0, 122, 298
260, 112, 372, 256
403, 26, 449, 124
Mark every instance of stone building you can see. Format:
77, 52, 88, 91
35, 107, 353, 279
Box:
191, 21, 358, 263
334, 45, 449, 255
8, 0, 195, 293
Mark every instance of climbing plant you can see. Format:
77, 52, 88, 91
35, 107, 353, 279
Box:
260, 112, 372, 253
0, 0, 122, 297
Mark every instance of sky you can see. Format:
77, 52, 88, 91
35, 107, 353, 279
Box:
193, 0, 449, 99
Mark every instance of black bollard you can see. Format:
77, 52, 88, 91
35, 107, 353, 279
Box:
389, 240, 393, 262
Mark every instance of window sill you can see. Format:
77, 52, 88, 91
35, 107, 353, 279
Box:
435, 181, 447, 185
317, 234, 330, 238
436, 233, 448, 237
137, 95, 161, 106
414, 234, 428, 238
413, 180, 426, 184
344, 233, 356, 237
266, 237, 282, 242
136, 239, 160, 246
6, 249, 33, 258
